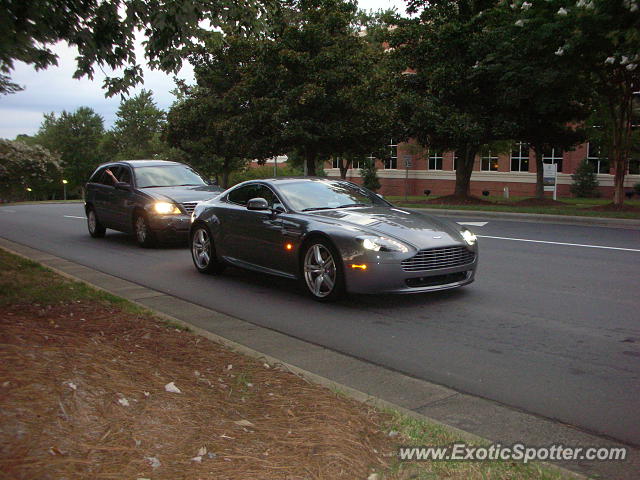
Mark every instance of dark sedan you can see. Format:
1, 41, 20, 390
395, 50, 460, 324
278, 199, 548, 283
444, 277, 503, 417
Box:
189, 177, 478, 301
85, 160, 222, 246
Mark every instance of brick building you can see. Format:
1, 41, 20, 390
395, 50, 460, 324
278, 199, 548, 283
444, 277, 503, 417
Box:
325, 140, 640, 198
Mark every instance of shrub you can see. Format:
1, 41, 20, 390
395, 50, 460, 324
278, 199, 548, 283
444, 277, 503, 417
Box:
570, 159, 599, 198
361, 159, 381, 192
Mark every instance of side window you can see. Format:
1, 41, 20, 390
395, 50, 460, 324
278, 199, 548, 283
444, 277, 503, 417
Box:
227, 184, 261, 206
89, 168, 105, 184
117, 167, 132, 185
255, 185, 280, 208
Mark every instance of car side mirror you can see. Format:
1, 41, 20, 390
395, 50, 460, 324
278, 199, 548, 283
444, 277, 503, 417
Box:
247, 197, 270, 211
115, 181, 131, 191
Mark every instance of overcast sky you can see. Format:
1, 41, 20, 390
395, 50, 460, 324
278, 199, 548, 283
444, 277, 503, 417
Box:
0, 0, 408, 140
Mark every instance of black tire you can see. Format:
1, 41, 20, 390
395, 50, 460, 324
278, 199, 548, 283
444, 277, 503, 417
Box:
87, 207, 106, 238
133, 212, 156, 248
190, 224, 226, 274
300, 238, 345, 302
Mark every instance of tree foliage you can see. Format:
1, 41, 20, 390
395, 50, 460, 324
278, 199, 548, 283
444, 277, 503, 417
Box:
360, 157, 381, 191
571, 158, 600, 197
0, 139, 61, 201
0, 0, 268, 95
110, 89, 167, 160
34, 107, 105, 193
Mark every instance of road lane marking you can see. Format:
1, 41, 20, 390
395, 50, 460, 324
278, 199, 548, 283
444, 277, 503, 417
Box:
457, 221, 488, 227
0, 209, 16, 213
64, 215, 86, 219
477, 235, 640, 252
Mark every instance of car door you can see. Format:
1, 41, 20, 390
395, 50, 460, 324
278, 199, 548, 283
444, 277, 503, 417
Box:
90, 167, 116, 227
108, 166, 135, 232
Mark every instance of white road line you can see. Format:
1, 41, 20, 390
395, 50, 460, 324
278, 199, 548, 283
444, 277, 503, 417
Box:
477, 235, 640, 252
457, 221, 488, 227
0, 209, 17, 213
64, 215, 85, 219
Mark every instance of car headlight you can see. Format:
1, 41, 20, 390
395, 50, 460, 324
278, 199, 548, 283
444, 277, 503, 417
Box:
153, 202, 181, 214
461, 228, 477, 246
359, 235, 409, 253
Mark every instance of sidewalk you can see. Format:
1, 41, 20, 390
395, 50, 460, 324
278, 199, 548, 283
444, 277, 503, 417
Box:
2, 237, 639, 479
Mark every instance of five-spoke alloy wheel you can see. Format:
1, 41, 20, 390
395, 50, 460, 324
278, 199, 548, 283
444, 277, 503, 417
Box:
191, 225, 225, 274
302, 239, 344, 301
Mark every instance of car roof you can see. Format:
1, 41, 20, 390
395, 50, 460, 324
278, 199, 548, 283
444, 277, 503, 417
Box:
257, 177, 348, 185
99, 160, 183, 168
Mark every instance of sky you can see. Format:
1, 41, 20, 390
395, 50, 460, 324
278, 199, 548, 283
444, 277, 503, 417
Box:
0, 0, 408, 140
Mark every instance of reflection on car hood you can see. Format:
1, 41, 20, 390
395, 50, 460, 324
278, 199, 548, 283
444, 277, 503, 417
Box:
141, 185, 222, 204
306, 206, 464, 249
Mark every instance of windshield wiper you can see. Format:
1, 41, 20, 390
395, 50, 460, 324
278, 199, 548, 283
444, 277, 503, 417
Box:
301, 206, 336, 211
336, 203, 368, 208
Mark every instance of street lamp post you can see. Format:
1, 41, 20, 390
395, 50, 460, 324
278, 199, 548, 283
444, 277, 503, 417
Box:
62, 179, 68, 200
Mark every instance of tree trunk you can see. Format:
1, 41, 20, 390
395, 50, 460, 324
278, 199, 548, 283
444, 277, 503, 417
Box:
305, 151, 317, 176
338, 157, 352, 180
533, 145, 544, 200
454, 145, 477, 197
221, 160, 230, 188
612, 152, 625, 205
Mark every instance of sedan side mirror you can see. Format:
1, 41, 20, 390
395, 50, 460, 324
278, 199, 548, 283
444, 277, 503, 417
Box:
115, 181, 131, 191
247, 197, 270, 211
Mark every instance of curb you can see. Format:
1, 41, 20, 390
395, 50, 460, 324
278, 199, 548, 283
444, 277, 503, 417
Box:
1, 238, 623, 480
408, 207, 640, 229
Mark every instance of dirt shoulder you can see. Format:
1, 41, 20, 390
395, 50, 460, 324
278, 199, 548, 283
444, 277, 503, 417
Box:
0, 250, 565, 480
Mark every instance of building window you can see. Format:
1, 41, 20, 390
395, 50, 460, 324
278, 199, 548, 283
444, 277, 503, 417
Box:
428, 149, 443, 170
452, 153, 459, 171
510, 142, 530, 172
587, 142, 610, 174
332, 157, 340, 169
542, 148, 563, 173
481, 151, 499, 171
629, 157, 640, 175
332, 157, 362, 170
385, 140, 397, 169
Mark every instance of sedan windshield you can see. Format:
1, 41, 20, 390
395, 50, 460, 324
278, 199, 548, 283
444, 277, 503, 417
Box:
277, 180, 389, 211
134, 165, 207, 188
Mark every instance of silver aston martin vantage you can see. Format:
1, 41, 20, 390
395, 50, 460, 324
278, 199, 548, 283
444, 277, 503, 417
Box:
189, 177, 478, 301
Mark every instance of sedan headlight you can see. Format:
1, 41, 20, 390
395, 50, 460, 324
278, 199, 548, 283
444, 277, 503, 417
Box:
359, 235, 409, 253
153, 202, 181, 215
461, 228, 477, 246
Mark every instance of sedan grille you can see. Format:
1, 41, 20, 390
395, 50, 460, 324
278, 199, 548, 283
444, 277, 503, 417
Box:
401, 246, 475, 272
181, 202, 199, 214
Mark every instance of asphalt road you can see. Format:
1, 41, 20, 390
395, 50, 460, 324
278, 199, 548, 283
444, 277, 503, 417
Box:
2, 203, 639, 446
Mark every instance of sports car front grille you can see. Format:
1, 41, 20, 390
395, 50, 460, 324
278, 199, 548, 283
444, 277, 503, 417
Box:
181, 202, 199, 214
401, 246, 475, 272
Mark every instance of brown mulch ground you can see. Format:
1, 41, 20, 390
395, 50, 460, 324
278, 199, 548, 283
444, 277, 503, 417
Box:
0, 302, 394, 480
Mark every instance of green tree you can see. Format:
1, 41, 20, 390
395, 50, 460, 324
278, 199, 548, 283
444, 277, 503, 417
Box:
35, 107, 105, 193
0, 139, 61, 201
571, 158, 600, 198
257, 0, 397, 176
110, 90, 167, 160
0, 0, 268, 95
390, 0, 512, 198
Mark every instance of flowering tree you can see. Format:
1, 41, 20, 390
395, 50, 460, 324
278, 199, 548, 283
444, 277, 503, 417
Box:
514, 0, 639, 204
0, 140, 62, 201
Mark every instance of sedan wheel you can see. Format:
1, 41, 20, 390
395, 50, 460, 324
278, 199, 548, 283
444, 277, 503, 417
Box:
302, 240, 344, 301
191, 225, 225, 274
134, 214, 156, 247
87, 208, 106, 238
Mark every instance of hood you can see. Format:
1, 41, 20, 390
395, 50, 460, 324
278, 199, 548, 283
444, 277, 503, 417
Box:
140, 185, 222, 204
307, 206, 465, 249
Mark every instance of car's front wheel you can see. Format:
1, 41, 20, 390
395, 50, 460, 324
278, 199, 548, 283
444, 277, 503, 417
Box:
301, 239, 345, 301
191, 224, 225, 274
134, 213, 156, 248
87, 207, 106, 238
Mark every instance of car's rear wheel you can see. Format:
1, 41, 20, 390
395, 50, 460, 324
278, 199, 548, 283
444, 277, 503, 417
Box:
191, 224, 226, 274
87, 207, 106, 238
301, 239, 345, 301
134, 213, 156, 248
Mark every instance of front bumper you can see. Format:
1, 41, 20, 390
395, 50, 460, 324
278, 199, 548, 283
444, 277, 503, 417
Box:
147, 214, 191, 242
343, 248, 478, 294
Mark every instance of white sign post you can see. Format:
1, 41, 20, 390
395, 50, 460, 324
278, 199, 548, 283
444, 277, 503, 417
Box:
543, 163, 558, 200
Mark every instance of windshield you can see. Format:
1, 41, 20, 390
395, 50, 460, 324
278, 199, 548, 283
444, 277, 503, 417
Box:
134, 165, 207, 188
277, 180, 389, 212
